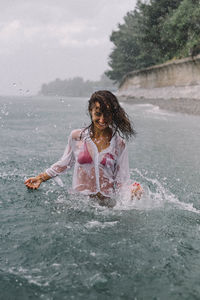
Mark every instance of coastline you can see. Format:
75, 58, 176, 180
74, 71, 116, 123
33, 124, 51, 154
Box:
117, 55, 200, 116
119, 96, 200, 116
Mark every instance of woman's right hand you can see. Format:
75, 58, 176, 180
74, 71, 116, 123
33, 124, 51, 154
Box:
24, 177, 43, 190
131, 182, 143, 200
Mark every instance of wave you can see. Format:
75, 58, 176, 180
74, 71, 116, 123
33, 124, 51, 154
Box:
115, 168, 200, 214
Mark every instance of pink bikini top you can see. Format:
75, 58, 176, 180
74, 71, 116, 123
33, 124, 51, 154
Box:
78, 142, 114, 166
78, 142, 93, 164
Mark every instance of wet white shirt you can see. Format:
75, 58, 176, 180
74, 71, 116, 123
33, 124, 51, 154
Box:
46, 129, 130, 197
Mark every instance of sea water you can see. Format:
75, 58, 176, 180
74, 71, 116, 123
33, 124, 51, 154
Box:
0, 96, 200, 300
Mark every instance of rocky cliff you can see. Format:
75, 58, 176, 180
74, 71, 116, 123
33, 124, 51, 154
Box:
118, 55, 200, 100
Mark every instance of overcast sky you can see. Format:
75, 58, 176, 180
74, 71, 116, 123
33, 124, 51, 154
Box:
0, 0, 137, 96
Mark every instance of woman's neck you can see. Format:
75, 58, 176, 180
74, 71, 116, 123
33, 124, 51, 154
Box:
92, 127, 112, 139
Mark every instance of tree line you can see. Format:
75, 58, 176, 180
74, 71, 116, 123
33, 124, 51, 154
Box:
39, 74, 116, 97
106, 0, 200, 83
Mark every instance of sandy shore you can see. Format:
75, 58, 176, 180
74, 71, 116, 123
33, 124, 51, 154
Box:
119, 97, 200, 116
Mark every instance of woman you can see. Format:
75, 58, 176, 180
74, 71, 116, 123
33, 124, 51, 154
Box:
25, 90, 142, 206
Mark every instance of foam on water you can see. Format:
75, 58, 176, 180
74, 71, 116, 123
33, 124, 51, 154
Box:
2, 170, 199, 216
7, 267, 49, 287
85, 220, 119, 229
48, 175, 200, 217
118, 168, 200, 215
132, 103, 175, 119
146, 105, 174, 117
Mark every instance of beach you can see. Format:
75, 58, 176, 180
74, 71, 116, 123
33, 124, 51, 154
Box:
119, 96, 200, 116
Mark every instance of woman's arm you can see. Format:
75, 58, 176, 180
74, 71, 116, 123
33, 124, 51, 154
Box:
24, 172, 51, 190
114, 142, 130, 192
114, 140, 143, 199
24, 131, 75, 190
45, 131, 75, 177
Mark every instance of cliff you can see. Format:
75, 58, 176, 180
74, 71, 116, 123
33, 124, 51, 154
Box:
117, 55, 200, 100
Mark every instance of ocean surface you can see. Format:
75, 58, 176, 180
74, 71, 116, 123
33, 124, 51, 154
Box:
0, 95, 200, 300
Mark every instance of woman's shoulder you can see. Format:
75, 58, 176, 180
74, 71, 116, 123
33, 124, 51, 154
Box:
112, 132, 127, 158
70, 128, 87, 141
114, 132, 126, 149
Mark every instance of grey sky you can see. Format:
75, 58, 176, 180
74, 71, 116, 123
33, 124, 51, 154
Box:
0, 0, 136, 95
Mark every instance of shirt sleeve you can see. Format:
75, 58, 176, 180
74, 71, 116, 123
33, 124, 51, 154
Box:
45, 132, 75, 178
114, 142, 131, 189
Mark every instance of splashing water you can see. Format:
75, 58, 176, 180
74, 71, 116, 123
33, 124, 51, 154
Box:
1, 96, 200, 300
119, 168, 200, 214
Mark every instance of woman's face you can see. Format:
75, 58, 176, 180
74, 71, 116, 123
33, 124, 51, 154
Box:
90, 102, 112, 131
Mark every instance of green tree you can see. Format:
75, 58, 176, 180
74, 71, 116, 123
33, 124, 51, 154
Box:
161, 0, 200, 59
106, 0, 182, 82
106, 11, 143, 82
137, 0, 182, 61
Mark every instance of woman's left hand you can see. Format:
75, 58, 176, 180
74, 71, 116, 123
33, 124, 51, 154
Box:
131, 182, 143, 200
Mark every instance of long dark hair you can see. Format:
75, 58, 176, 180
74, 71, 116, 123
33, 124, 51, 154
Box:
83, 90, 136, 140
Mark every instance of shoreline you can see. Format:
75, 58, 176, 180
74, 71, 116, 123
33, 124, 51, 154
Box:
119, 97, 200, 116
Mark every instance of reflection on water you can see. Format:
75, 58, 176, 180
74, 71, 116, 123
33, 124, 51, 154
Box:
0, 96, 200, 299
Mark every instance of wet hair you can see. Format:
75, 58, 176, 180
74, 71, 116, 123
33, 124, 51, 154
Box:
83, 90, 136, 140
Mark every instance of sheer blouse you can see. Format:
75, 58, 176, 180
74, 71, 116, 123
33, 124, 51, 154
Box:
46, 129, 130, 197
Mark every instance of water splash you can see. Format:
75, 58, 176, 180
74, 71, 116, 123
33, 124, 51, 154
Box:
131, 103, 175, 119
85, 220, 118, 229
119, 168, 200, 214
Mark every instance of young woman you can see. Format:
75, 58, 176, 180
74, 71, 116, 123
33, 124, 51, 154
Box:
25, 90, 142, 206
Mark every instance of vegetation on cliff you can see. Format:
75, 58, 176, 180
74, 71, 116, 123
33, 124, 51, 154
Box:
106, 0, 200, 82
39, 74, 116, 97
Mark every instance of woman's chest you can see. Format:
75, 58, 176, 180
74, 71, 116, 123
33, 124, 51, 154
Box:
91, 138, 110, 153
74, 139, 117, 169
